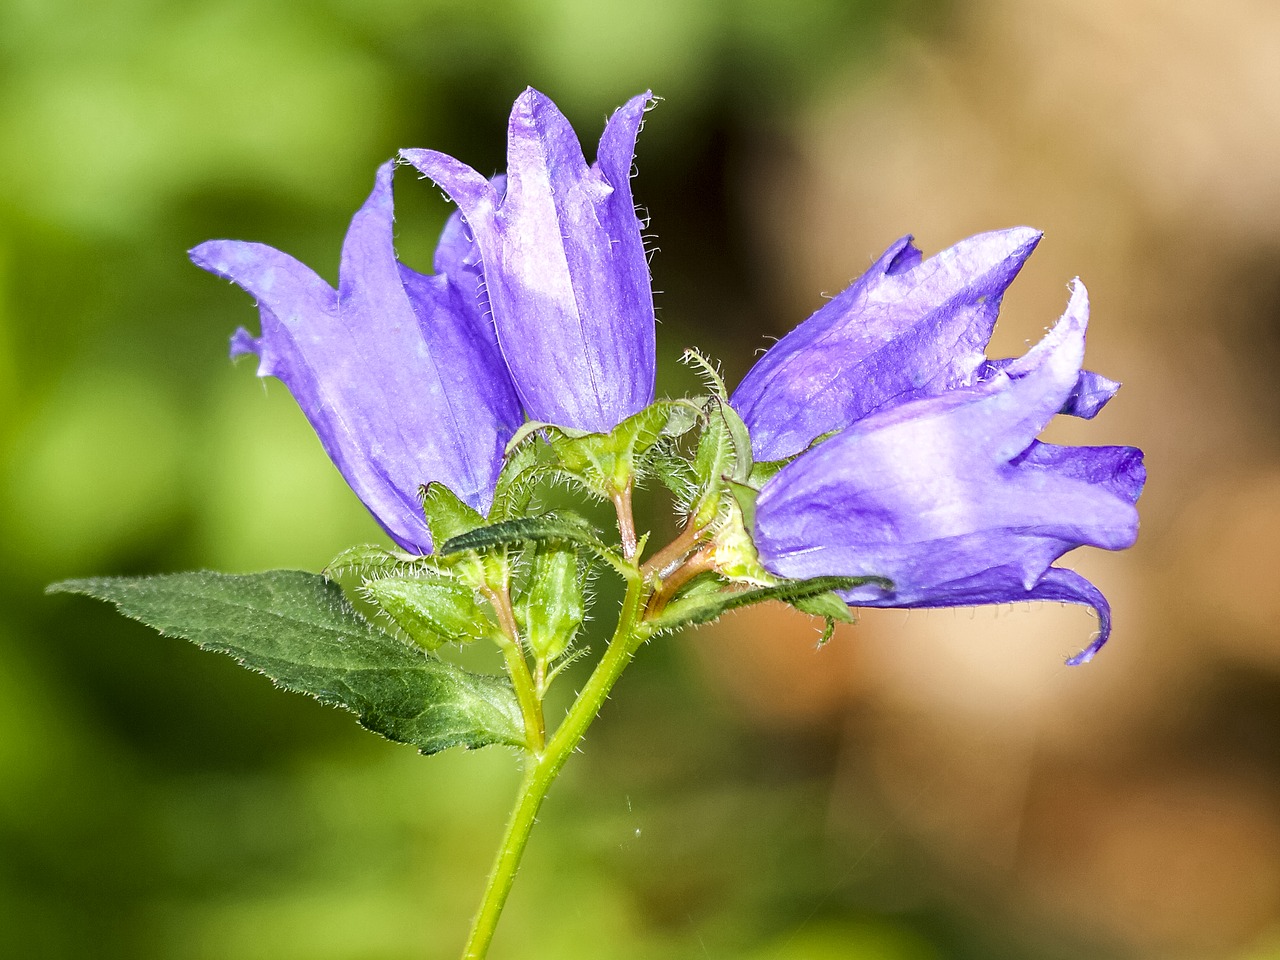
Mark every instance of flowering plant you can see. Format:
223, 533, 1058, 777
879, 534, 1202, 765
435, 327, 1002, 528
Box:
51, 88, 1143, 958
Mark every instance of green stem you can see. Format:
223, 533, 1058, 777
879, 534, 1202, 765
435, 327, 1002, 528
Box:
498, 640, 544, 753
482, 583, 545, 753
461, 574, 650, 960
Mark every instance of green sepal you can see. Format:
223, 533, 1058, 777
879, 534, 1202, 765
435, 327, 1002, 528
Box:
543, 400, 702, 498
657, 399, 703, 440
688, 396, 753, 530
747, 458, 787, 487
516, 545, 585, 662
745, 430, 839, 489
363, 574, 494, 650
680, 348, 731, 401
48, 571, 525, 754
420, 482, 486, 545
725, 479, 759, 531
441, 512, 607, 557
651, 451, 699, 505
489, 433, 546, 523
325, 543, 430, 581
419, 482, 509, 586
787, 590, 856, 644
709, 482, 774, 586
645, 575, 888, 636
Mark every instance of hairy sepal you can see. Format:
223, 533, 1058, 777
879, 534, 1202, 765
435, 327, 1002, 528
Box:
539, 401, 701, 499
645, 575, 882, 636
516, 545, 586, 662
363, 573, 495, 650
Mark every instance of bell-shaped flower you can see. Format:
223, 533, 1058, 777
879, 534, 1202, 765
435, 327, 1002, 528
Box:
190, 161, 524, 553
751, 283, 1144, 663
731, 228, 1120, 461
401, 88, 656, 434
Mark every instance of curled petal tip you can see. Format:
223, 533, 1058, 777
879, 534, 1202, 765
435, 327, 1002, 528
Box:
1004, 225, 1044, 250
1065, 646, 1099, 666
229, 327, 259, 359
882, 235, 921, 275
188, 239, 235, 275
397, 149, 494, 219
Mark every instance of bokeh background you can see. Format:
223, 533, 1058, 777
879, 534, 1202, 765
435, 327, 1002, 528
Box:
4, 0, 1279, 957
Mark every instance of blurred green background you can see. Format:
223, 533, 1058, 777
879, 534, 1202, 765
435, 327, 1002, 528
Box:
7, 1, 1280, 958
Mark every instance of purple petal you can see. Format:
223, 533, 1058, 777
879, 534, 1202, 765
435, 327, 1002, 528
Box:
397, 149, 498, 223
402, 89, 657, 434
191, 161, 522, 552
753, 293, 1142, 658
732, 227, 1042, 460
432, 209, 481, 282
1030, 568, 1113, 665
978, 359, 1121, 419
1062, 369, 1122, 418
1012, 441, 1146, 509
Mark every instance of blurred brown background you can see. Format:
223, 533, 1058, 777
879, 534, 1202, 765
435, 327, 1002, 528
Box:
4, 1, 1279, 958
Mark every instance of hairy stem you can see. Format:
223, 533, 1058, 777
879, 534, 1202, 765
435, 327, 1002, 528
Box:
461, 573, 650, 960
640, 513, 704, 580
482, 583, 545, 753
611, 480, 638, 561
644, 543, 718, 619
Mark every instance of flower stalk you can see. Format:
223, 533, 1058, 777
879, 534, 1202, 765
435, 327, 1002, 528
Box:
463, 569, 651, 959
481, 581, 546, 753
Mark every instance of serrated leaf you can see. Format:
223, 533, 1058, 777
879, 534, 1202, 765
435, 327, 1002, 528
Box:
48, 571, 525, 754
646, 575, 889, 635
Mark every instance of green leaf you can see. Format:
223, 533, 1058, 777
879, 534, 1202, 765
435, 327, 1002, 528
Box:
48, 571, 525, 754
363, 574, 495, 650
646, 575, 889, 635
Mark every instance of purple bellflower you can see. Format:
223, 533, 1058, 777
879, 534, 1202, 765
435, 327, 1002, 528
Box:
401, 88, 657, 434
737, 236, 1144, 663
190, 161, 524, 554
732, 228, 1121, 461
